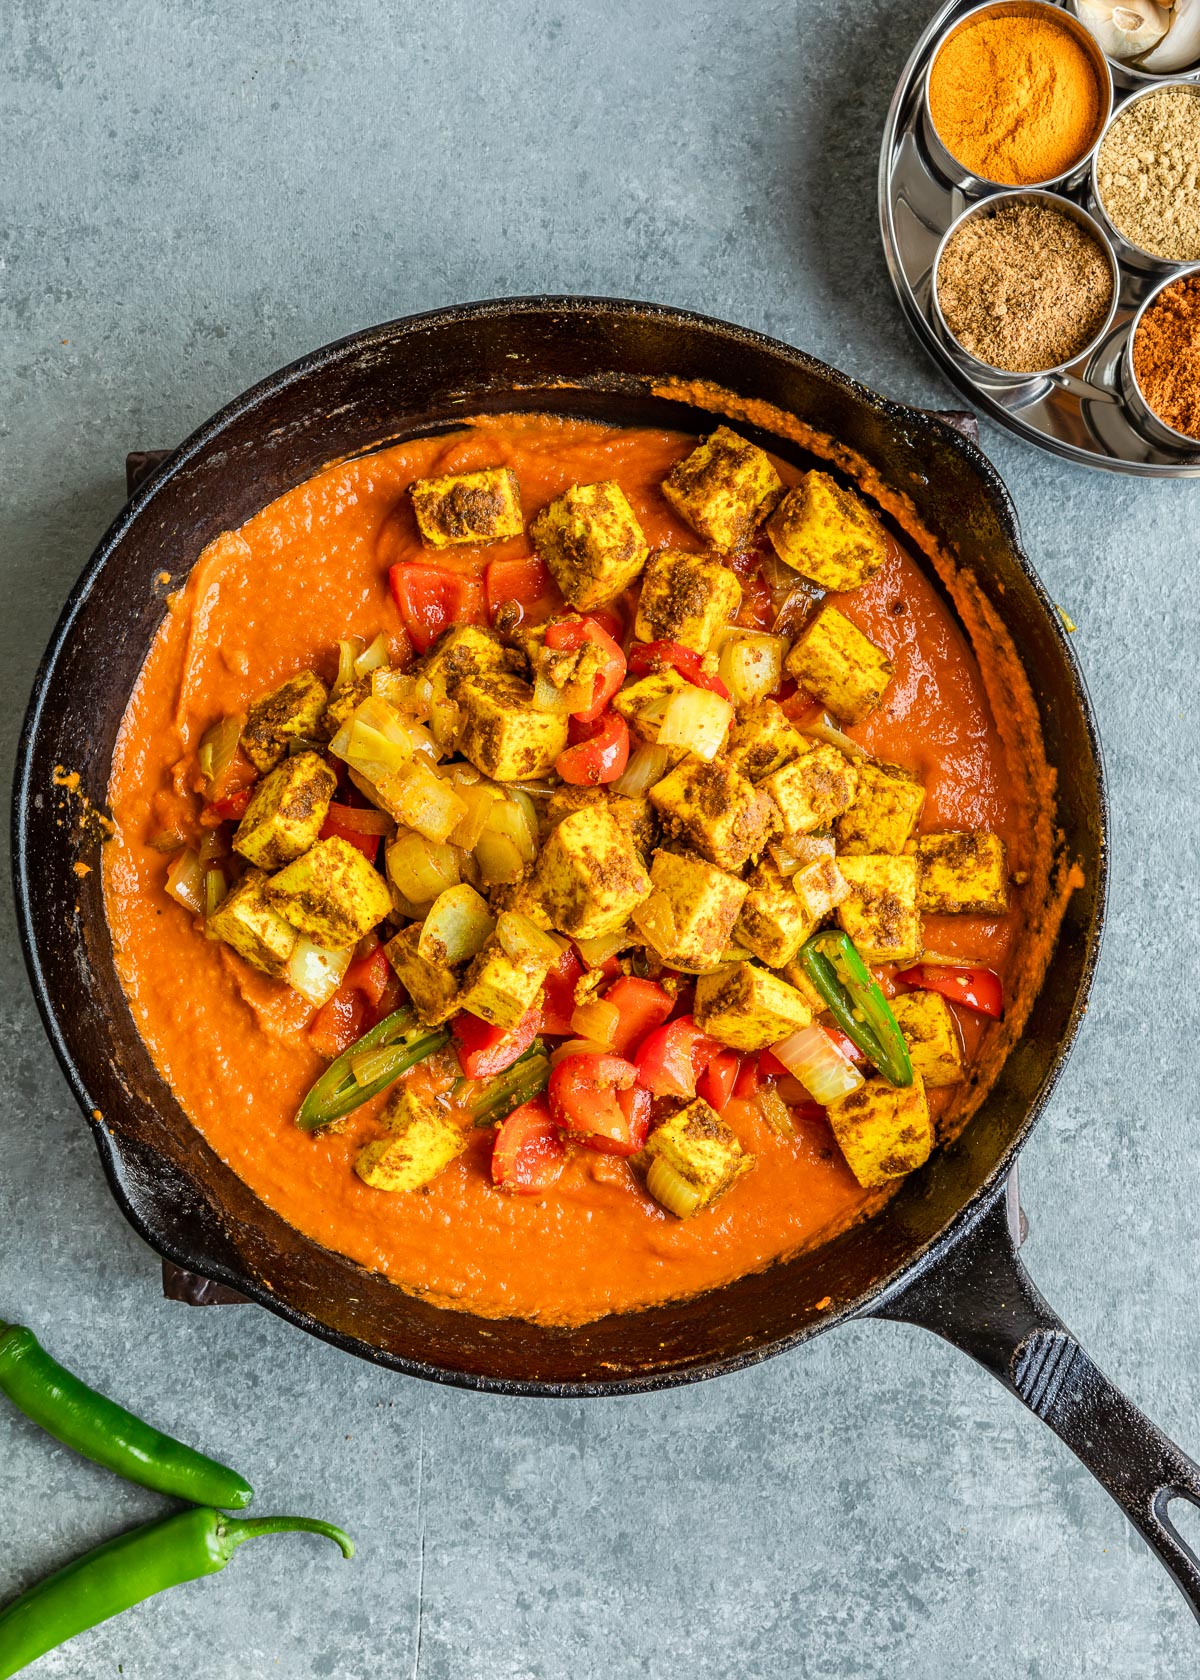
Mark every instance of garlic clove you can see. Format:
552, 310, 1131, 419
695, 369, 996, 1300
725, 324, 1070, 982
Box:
1136, 0, 1200, 67
1076, 0, 1171, 58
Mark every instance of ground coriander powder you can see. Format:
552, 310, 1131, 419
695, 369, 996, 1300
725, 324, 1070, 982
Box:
1097, 86, 1200, 262
936, 201, 1114, 373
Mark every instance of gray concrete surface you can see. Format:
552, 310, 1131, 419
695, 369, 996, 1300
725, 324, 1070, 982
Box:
2, 1, 1198, 1674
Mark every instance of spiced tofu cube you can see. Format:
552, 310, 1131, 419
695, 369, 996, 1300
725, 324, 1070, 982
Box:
766, 470, 888, 592
233, 751, 337, 871
536, 805, 652, 940
546, 788, 655, 858
649, 758, 779, 872
642, 1097, 753, 1215
383, 924, 461, 1025
694, 961, 813, 1052
458, 935, 549, 1029
791, 854, 850, 923
661, 427, 783, 551
531, 481, 649, 610
827, 1075, 933, 1189
409, 466, 523, 549
457, 674, 569, 781
837, 760, 925, 856
786, 607, 892, 725
420, 624, 514, 702
241, 670, 329, 773
908, 831, 1009, 915
890, 991, 964, 1088
355, 1089, 467, 1191
206, 868, 297, 977
611, 668, 693, 748
633, 549, 742, 652
266, 836, 393, 948
632, 850, 748, 971
734, 862, 817, 968
835, 855, 922, 966
725, 700, 806, 782
763, 743, 859, 836
322, 676, 372, 741
779, 957, 826, 1015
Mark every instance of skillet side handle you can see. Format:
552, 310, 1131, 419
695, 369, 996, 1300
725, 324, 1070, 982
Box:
875, 1178, 1200, 1623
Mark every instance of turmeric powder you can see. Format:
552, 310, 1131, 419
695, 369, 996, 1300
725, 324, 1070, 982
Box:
929, 11, 1105, 186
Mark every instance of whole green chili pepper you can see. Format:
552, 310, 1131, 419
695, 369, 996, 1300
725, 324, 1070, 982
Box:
798, 929, 914, 1087
464, 1043, 551, 1128
0, 1321, 252, 1509
296, 1005, 451, 1131
0, 1508, 353, 1680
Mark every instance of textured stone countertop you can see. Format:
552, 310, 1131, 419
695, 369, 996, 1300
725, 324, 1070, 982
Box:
2, 2, 1197, 1675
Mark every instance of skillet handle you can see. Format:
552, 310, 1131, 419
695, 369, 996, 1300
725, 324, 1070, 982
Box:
875, 1174, 1200, 1622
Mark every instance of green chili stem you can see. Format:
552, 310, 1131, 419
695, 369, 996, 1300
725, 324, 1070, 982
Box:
218, 1514, 355, 1561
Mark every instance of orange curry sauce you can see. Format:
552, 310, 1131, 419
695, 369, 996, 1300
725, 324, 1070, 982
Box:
104, 416, 1025, 1325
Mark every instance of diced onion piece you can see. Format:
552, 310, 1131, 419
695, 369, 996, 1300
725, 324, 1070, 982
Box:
374, 669, 432, 720
196, 713, 246, 788
334, 638, 365, 693
800, 711, 872, 762
646, 1155, 704, 1219
914, 949, 973, 967
770, 832, 836, 877
166, 848, 205, 915
204, 867, 228, 919
148, 830, 188, 854
532, 667, 585, 715
496, 911, 564, 971
386, 829, 461, 906
354, 633, 390, 679
508, 791, 540, 861
428, 696, 461, 753
287, 936, 354, 1006
451, 782, 503, 851
575, 929, 633, 969
656, 687, 733, 762
476, 798, 537, 882
197, 829, 228, 866
759, 547, 805, 610
549, 1038, 613, 1067
570, 998, 620, 1047
771, 1025, 865, 1106
716, 630, 786, 706
441, 760, 483, 786
418, 884, 495, 967
757, 1085, 796, 1139
387, 759, 468, 844
611, 742, 671, 796
632, 893, 677, 960
473, 829, 526, 887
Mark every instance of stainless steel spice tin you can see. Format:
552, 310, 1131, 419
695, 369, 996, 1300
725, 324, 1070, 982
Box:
1123, 263, 1200, 451
1089, 79, 1200, 275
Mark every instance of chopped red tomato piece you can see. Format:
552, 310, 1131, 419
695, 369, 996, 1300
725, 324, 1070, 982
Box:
343, 943, 392, 1010
366, 971, 404, 1028
319, 802, 390, 862
821, 1024, 867, 1063
308, 987, 366, 1059
388, 563, 485, 654
735, 572, 775, 631
199, 786, 253, 826
453, 1005, 541, 1080
580, 1084, 652, 1158
544, 616, 627, 721
733, 1057, 762, 1101
627, 639, 730, 700
555, 711, 629, 786
491, 1099, 566, 1195
634, 1015, 722, 1100
697, 1049, 741, 1112
548, 1052, 638, 1146
484, 557, 560, 624
540, 946, 584, 1036
896, 964, 1004, 1019
604, 976, 674, 1057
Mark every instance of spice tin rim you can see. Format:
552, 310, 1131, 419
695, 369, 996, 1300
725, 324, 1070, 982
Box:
1122, 263, 1200, 452
921, 0, 1114, 195
930, 189, 1122, 382
1088, 80, 1200, 274
1060, 0, 1200, 92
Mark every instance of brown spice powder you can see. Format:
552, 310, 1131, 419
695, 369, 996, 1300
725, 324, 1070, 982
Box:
1097, 87, 1200, 263
1133, 274, 1200, 441
936, 201, 1114, 373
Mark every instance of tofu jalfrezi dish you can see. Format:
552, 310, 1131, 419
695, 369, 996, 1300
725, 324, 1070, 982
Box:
105, 414, 1054, 1325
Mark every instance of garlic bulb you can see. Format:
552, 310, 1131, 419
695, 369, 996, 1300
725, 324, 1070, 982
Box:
1076, 0, 1170, 58
1137, 0, 1200, 69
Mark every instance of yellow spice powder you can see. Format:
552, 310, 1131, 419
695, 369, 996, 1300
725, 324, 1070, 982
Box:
929, 14, 1103, 186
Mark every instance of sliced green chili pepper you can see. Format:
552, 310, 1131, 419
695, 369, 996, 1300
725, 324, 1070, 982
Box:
798, 929, 914, 1088
465, 1043, 552, 1128
0, 1321, 252, 1509
0, 1508, 353, 1680
296, 1005, 451, 1131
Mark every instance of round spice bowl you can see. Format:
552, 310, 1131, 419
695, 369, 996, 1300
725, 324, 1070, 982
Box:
1089, 79, 1200, 273
1122, 263, 1200, 450
922, 0, 1113, 194
1067, 0, 1200, 92
930, 190, 1121, 383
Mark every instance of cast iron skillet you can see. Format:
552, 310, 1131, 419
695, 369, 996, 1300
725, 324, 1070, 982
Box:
13, 297, 1200, 1621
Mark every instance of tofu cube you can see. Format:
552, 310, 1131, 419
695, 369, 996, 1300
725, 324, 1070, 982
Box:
786, 607, 892, 725
779, 957, 827, 1015
827, 1074, 933, 1189
530, 481, 649, 610
384, 924, 461, 1025
766, 470, 888, 591
908, 831, 1009, 915
725, 700, 806, 782
735, 862, 817, 968
458, 935, 548, 1029
791, 854, 850, 924
642, 1097, 753, 1214
536, 805, 652, 940
661, 427, 783, 551
420, 624, 514, 702
648, 758, 779, 872
457, 674, 569, 781
355, 1089, 467, 1192
763, 743, 859, 836
266, 836, 393, 948
611, 668, 693, 749
546, 788, 655, 858
835, 855, 922, 966
233, 751, 337, 871
631, 850, 748, 971
322, 676, 372, 741
693, 962, 813, 1052
633, 549, 742, 651
837, 760, 925, 856
206, 868, 297, 977
890, 991, 964, 1088
241, 671, 329, 773
410, 466, 523, 549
